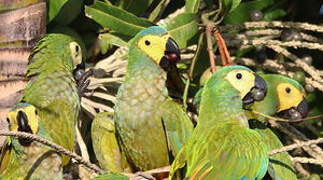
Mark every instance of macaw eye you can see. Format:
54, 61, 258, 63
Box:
69, 42, 82, 69
35, 109, 38, 115
145, 40, 151, 46
236, 73, 242, 79
285, 87, 291, 93
75, 45, 79, 53
6, 118, 9, 123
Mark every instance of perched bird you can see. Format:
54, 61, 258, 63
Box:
114, 26, 194, 171
246, 74, 308, 180
0, 103, 63, 179
91, 112, 132, 173
170, 65, 268, 180
19, 33, 90, 165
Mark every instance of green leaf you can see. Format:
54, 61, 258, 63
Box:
118, 0, 153, 16
98, 33, 128, 54
223, 0, 242, 13
159, 13, 198, 49
185, 0, 200, 14
236, 47, 254, 57
85, 1, 154, 36
263, 9, 286, 21
48, 0, 68, 23
148, 0, 167, 22
50, 0, 84, 25
224, 0, 274, 24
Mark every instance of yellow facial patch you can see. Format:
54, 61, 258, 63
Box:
225, 69, 255, 99
137, 34, 170, 64
7, 105, 39, 134
69, 41, 82, 69
277, 83, 305, 112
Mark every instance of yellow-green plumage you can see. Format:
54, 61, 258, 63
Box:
247, 74, 307, 180
114, 26, 193, 171
91, 112, 132, 173
170, 66, 269, 180
19, 33, 84, 165
0, 103, 63, 180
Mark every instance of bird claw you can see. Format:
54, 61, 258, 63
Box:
74, 69, 93, 99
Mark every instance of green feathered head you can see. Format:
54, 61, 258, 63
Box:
49, 26, 87, 60
27, 33, 84, 77
205, 65, 267, 105
254, 74, 308, 120
128, 26, 181, 72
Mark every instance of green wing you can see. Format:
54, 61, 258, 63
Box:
91, 112, 131, 173
255, 127, 297, 180
38, 99, 75, 165
171, 122, 268, 180
162, 99, 194, 158
0, 138, 12, 174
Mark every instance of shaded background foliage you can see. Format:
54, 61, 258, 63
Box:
0, 0, 322, 179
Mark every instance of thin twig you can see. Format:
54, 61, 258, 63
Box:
91, 92, 116, 103
220, 21, 323, 33
250, 110, 290, 122
88, 77, 124, 87
292, 157, 323, 167
214, 29, 232, 65
82, 98, 114, 112
0, 131, 106, 174
227, 39, 323, 51
269, 120, 323, 160
214, 30, 227, 66
269, 138, 323, 155
206, 23, 216, 73
75, 124, 90, 162
250, 110, 323, 122
183, 33, 204, 111
81, 101, 97, 117
289, 154, 310, 177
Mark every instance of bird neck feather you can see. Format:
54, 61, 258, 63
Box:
198, 78, 249, 128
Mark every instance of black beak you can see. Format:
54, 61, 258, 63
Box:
159, 37, 181, 71
297, 98, 308, 117
17, 110, 33, 146
17, 110, 32, 134
277, 97, 308, 120
242, 73, 267, 105
73, 61, 86, 82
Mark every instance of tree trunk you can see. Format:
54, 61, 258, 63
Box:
0, 0, 46, 147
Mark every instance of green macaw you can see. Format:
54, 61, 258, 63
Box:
246, 74, 308, 180
170, 65, 269, 180
114, 26, 194, 171
0, 103, 63, 179
91, 112, 132, 173
19, 33, 90, 165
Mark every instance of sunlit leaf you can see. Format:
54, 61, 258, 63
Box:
85, 1, 154, 36
223, 0, 242, 13
224, 0, 274, 24
48, 0, 68, 23
159, 13, 198, 49
185, 0, 200, 14
263, 9, 286, 21
118, 0, 153, 16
